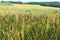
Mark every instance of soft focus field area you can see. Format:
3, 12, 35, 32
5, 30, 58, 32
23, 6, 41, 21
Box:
0, 4, 60, 40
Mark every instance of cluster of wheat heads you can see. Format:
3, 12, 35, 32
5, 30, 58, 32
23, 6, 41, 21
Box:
0, 12, 60, 40
0, 4, 60, 40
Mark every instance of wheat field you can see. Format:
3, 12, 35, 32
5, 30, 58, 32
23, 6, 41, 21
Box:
0, 4, 60, 40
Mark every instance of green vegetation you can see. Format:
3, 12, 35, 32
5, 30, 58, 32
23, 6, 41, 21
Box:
1, 1, 23, 4
25, 2, 60, 7
0, 3, 60, 40
1, 1, 60, 7
0, 2, 12, 6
